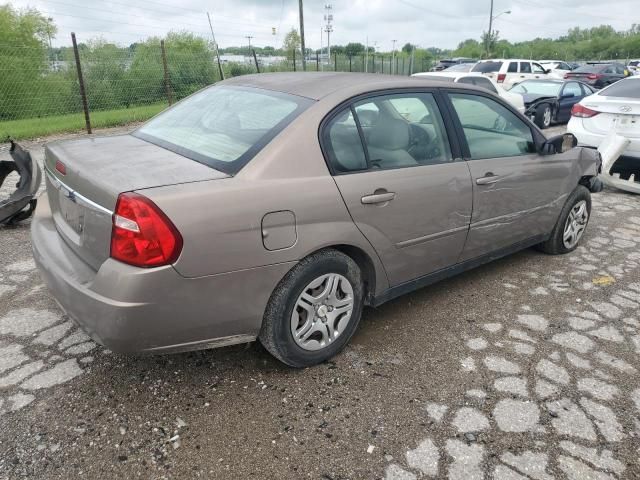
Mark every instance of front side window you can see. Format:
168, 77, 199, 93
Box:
449, 93, 536, 160
520, 62, 532, 73
134, 86, 312, 175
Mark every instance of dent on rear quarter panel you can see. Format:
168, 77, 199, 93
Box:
140, 99, 390, 295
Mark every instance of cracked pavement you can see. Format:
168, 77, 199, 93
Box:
1, 127, 640, 479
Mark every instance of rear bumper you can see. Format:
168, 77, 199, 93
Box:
568, 120, 640, 158
31, 192, 295, 354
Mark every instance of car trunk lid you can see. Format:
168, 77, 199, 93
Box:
45, 134, 228, 270
580, 97, 640, 138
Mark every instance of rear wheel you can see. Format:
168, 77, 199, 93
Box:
534, 104, 552, 129
539, 185, 591, 255
259, 249, 364, 368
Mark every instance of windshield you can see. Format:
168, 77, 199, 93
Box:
510, 81, 562, 96
134, 86, 313, 175
471, 61, 503, 73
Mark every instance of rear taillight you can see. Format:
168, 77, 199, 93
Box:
587, 73, 601, 80
55, 160, 66, 175
110, 192, 183, 268
497, 73, 506, 83
563, 73, 570, 79
571, 104, 599, 118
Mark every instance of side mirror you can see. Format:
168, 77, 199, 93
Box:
560, 92, 575, 99
541, 133, 578, 155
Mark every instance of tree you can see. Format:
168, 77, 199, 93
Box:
344, 42, 365, 57
283, 28, 301, 60
402, 43, 416, 54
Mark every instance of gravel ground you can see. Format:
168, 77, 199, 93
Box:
1, 126, 640, 479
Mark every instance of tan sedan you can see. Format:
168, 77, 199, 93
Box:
32, 73, 601, 367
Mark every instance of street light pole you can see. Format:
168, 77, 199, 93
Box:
391, 39, 397, 75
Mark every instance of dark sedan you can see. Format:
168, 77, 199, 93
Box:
564, 62, 630, 89
509, 79, 595, 129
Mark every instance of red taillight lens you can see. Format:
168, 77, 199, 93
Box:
571, 104, 599, 118
563, 73, 570, 79
497, 73, 506, 83
55, 160, 66, 175
110, 192, 183, 268
587, 73, 600, 80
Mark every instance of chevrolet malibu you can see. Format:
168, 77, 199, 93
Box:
32, 73, 602, 368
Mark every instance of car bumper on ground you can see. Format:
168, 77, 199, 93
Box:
31, 192, 296, 354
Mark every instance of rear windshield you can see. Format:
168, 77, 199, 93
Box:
471, 61, 503, 73
572, 64, 605, 73
134, 86, 313, 175
600, 78, 640, 98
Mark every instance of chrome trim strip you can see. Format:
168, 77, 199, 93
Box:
45, 167, 113, 216
395, 225, 469, 249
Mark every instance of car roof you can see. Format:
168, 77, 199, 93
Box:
219, 72, 486, 101
518, 78, 564, 83
413, 71, 489, 80
477, 59, 537, 62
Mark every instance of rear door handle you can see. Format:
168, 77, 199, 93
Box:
476, 173, 500, 185
361, 191, 396, 204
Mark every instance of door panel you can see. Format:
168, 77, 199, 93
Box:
463, 154, 570, 260
557, 82, 582, 122
447, 92, 571, 261
322, 91, 473, 286
334, 164, 472, 285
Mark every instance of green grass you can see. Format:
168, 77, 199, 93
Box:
0, 102, 168, 140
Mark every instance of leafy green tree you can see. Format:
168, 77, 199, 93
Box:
344, 42, 365, 57
283, 28, 301, 60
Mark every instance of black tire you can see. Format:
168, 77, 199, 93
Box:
259, 249, 364, 368
534, 104, 552, 129
538, 185, 591, 255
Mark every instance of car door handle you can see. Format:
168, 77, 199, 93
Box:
361, 191, 396, 204
476, 173, 500, 185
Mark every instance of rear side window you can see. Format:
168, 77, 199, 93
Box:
324, 110, 368, 173
134, 86, 312, 175
507, 62, 518, 73
322, 92, 452, 173
449, 93, 535, 160
599, 79, 640, 98
472, 61, 503, 73
520, 62, 532, 73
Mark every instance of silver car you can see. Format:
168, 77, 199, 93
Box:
31, 73, 601, 367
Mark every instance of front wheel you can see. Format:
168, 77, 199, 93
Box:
259, 249, 364, 368
534, 104, 552, 129
539, 185, 591, 255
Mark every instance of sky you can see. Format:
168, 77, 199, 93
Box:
8, 0, 637, 50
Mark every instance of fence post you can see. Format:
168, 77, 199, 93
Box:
252, 48, 260, 73
160, 40, 174, 106
381, 56, 384, 74
402, 57, 405, 75
293, 48, 296, 72
389, 56, 392, 74
71, 33, 91, 134
316, 52, 319, 71
334, 52, 337, 71
349, 56, 352, 72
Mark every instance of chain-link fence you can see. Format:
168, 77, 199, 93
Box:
0, 34, 431, 140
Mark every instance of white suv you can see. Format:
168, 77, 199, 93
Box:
471, 59, 549, 89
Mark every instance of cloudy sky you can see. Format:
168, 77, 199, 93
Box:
8, 0, 637, 50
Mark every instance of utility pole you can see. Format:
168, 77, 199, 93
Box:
365, 35, 368, 73
324, 4, 333, 64
486, 0, 493, 58
298, 0, 306, 71
245, 35, 254, 49
391, 39, 397, 75
207, 12, 225, 80
320, 26, 323, 71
